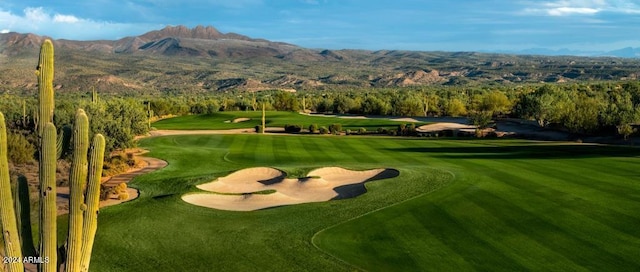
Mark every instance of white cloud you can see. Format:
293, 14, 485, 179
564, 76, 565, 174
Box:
520, 0, 640, 16
1, 29, 9, 33
53, 14, 80, 23
24, 7, 49, 23
0, 7, 162, 40
548, 7, 600, 15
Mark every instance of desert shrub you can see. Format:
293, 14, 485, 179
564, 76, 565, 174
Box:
118, 192, 129, 200
255, 125, 264, 133
117, 182, 128, 192
6, 131, 35, 164
358, 127, 367, 134
319, 126, 329, 134
99, 184, 110, 201
308, 124, 318, 133
125, 152, 137, 167
102, 153, 129, 177
284, 124, 302, 133
329, 123, 342, 134
408, 123, 417, 135
398, 124, 407, 135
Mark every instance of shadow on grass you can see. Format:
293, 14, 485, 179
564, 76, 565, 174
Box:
332, 168, 400, 200
387, 144, 640, 160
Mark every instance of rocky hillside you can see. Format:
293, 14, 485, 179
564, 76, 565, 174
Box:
1, 25, 640, 94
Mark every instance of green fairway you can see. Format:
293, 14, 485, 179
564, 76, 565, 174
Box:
152, 111, 424, 130
87, 134, 640, 271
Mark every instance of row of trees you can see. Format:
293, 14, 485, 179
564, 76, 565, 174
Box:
0, 94, 149, 164
104, 81, 640, 137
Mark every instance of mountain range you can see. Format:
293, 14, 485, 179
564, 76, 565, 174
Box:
1, 25, 640, 94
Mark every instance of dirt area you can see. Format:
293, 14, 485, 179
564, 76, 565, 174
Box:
182, 167, 399, 211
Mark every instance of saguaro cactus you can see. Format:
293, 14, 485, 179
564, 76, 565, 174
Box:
36, 38, 58, 272
0, 39, 107, 272
0, 112, 24, 272
37, 39, 55, 139
40, 123, 58, 272
91, 87, 98, 104
14, 175, 36, 258
262, 102, 266, 134
66, 109, 90, 271
80, 134, 105, 271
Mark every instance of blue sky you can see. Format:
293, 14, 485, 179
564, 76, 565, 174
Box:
1, 0, 640, 52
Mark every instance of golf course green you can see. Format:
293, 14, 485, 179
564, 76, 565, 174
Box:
85, 113, 640, 271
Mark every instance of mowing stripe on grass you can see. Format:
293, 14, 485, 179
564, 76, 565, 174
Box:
368, 137, 418, 165
445, 190, 587, 271
312, 137, 352, 164
463, 159, 640, 236
463, 159, 640, 262
463, 186, 639, 271
282, 135, 316, 164
252, 135, 277, 164
505, 160, 640, 217
215, 134, 236, 149
486, 179, 640, 264
530, 159, 640, 201
297, 135, 332, 164
240, 134, 259, 162
325, 137, 379, 165
270, 135, 289, 164
415, 203, 527, 271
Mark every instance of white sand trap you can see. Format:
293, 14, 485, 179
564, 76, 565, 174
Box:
416, 122, 476, 132
196, 167, 285, 193
232, 117, 251, 123
391, 117, 421, 123
182, 167, 399, 211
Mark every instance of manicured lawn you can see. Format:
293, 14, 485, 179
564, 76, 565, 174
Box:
152, 111, 425, 130
87, 134, 640, 271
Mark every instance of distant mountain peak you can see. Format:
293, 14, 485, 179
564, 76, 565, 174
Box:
140, 25, 233, 40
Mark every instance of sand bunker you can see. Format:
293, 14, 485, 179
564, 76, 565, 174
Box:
232, 117, 251, 123
182, 167, 399, 211
416, 122, 476, 132
224, 117, 251, 123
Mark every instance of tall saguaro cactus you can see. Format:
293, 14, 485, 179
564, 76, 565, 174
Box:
36, 38, 58, 272
0, 112, 24, 272
37, 39, 55, 139
0, 39, 107, 272
66, 110, 90, 271
40, 123, 58, 272
262, 102, 266, 134
80, 134, 105, 271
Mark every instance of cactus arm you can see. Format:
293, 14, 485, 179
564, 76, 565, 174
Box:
262, 103, 266, 134
65, 109, 90, 272
79, 134, 105, 272
22, 100, 26, 127
14, 175, 36, 258
36, 39, 54, 140
0, 112, 25, 272
38, 123, 57, 272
